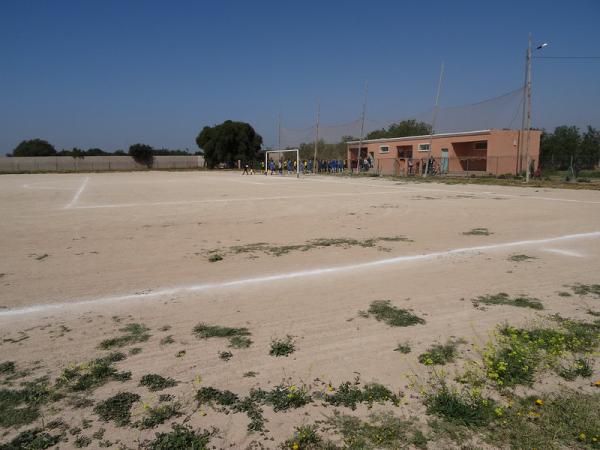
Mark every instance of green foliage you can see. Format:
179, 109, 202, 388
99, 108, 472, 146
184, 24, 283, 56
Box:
540, 125, 600, 171
424, 381, 497, 427
136, 403, 182, 429
139, 374, 178, 391
98, 323, 151, 350
472, 292, 544, 310
282, 424, 334, 450
0, 377, 59, 428
207, 253, 223, 262
12, 139, 57, 157
194, 323, 252, 348
57, 352, 131, 391
159, 335, 174, 345
418, 339, 464, 366
128, 143, 154, 167
196, 387, 266, 432
557, 357, 594, 380
394, 342, 411, 354
328, 411, 428, 450
218, 351, 233, 361
361, 300, 425, 327
366, 119, 432, 140
243, 371, 258, 378
196, 120, 263, 169
485, 391, 600, 450
298, 137, 351, 161
324, 380, 400, 410
0, 427, 61, 450
93, 391, 140, 426
569, 283, 600, 297
73, 435, 92, 447
509, 254, 537, 262
0, 361, 16, 375
144, 423, 216, 450
269, 335, 296, 357
263, 383, 311, 411
462, 227, 491, 236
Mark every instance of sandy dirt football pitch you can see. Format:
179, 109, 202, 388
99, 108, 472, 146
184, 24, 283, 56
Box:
1, 171, 600, 449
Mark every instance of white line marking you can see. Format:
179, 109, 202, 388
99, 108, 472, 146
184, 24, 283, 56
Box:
64, 177, 89, 209
542, 248, 586, 257
69, 191, 398, 209
1, 231, 599, 318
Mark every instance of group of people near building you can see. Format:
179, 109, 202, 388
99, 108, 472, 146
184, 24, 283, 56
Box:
243, 159, 347, 175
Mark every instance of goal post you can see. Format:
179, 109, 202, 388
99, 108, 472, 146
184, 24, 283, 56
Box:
264, 149, 300, 177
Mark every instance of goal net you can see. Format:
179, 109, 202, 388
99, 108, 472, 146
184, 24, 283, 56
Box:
264, 149, 301, 177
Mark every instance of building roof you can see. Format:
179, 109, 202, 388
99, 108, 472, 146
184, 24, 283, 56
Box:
346, 129, 493, 145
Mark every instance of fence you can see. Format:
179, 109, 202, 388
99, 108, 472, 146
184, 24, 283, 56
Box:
0, 155, 205, 173
375, 155, 534, 178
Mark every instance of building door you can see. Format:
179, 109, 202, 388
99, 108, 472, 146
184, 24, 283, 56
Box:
441, 148, 449, 174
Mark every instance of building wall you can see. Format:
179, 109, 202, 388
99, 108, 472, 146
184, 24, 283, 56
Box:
0, 155, 205, 173
347, 130, 542, 176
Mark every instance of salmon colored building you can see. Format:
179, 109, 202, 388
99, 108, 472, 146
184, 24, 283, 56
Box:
347, 129, 541, 176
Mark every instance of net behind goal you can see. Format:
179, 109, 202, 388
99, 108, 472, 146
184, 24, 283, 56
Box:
264, 149, 301, 176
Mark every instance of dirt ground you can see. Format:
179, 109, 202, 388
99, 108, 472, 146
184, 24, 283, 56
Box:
1, 171, 599, 448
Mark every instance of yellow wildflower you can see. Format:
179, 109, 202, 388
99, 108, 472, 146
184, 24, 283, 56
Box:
593, 380, 600, 387
579, 433, 586, 441
292, 443, 299, 450
535, 399, 544, 406
327, 385, 334, 392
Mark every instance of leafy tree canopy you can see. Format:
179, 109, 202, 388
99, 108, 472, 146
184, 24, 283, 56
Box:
129, 143, 154, 167
196, 120, 262, 168
540, 125, 599, 171
13, 139, 56, 156
366, 119, 432, 140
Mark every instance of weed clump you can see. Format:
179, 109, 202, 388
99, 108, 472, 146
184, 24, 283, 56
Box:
208, 253, 223, 262
324, 380, 400, 410
140, 374, 178, 391
418, 339, 465, 366
218, 351, 233, 361
394, 342, 412, 354
99, 323, 151, 350
143, 423, 217, 450
159, 335, 174, 345
94, 391, 140, 426
269, 335, 296, 357
472, 292, 544, 310
136, 403, 182, 429
361, 300, 425, 327
0, 377, 59, 428
0, 361, 16, 375
57, 352, 131, 391
509, 254, 537, 262
193, 323, 252, 348
0, 427, 61, 449
196, 387, 266, 432
263, 383, 311, 411
569, 283, 600, 297
282, 424, 331, 450
463, 228, 491, 236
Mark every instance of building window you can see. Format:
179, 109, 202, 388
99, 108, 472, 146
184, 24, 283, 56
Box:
474, 141, 488, 150
379, 145, 389, 154
418, 143, 430, 152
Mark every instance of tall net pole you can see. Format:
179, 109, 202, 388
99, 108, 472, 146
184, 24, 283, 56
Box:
313, 99, 320, 173
524, 33, 533, 183
424, 61, 445, 178
355, 81, 368, 174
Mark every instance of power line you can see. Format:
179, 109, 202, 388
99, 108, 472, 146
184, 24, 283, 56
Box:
533, 56, 600, 59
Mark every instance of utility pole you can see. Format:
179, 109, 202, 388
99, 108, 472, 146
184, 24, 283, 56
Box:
313, 99, 320, 173
278, 111, 281, 152
424, 61, 445, 178
355, 81, 368, 174
524, 33, 533, 182
517, 45, 529, 175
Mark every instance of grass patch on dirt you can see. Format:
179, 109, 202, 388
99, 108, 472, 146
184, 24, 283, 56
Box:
394, 342, 412, 354
262, 383, 312, 411
418, 339, 465, 366
93, 391, 140, 426
483, 316, 600, 386
243, 371, 258, 378
98, 323, 151, 350
136, 402, 182, 429
472, 292, 544, 310
463, 227, 491, 236
0, 377, 61, 428
142, 423, 217, 450
282, 424, 333, 450
193, 323, 252, 348
509, 254, 537, 262
322, 379, 401, 410
57, 352, 131, 392
207, 253, 223, 262
569, 283, 600, 297
588, 309, 600, 317
328, 411, 428, 450
218, 351, 233, 361
159, 335, 174, 345
360, 300, 425, 327
196, 386, 266, 432
0, 361, 16, 375
269, 335, 296, 357
0, 427, 62, 449
139, 374, 177, 391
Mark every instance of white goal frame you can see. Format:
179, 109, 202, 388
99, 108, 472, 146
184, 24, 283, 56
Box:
265, 149, 300, 177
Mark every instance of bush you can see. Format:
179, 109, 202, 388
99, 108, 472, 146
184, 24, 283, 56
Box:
13, 139, 56, 156
129, 143, 154, 167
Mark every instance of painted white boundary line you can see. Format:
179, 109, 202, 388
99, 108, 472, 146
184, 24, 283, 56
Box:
70, 190, 399, 209
542, 248, 586, 258
1, 231, 598, 318
64, 177, 90, 209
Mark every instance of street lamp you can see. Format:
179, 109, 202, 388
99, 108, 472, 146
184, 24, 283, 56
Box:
523, 34, 548, 182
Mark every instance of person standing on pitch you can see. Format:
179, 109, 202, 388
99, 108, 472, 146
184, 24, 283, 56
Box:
242, 163, 250, 175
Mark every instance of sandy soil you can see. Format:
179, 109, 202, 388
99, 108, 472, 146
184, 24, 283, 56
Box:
0, 171, 599, 448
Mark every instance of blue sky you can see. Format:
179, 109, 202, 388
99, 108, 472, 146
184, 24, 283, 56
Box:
1, 0, 599, 153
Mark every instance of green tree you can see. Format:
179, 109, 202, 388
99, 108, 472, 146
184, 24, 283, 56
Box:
129, 143, 154, 167
578, 126, 600, 169
539, 126, 581, 170
196, 120, 262, 169
366, 119, 431, 140
12, 139, 56, 156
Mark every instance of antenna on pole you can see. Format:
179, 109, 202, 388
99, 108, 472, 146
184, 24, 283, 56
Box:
313, 99, 320, 174
424, 61, 445, 178
355, 81, 368, 174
